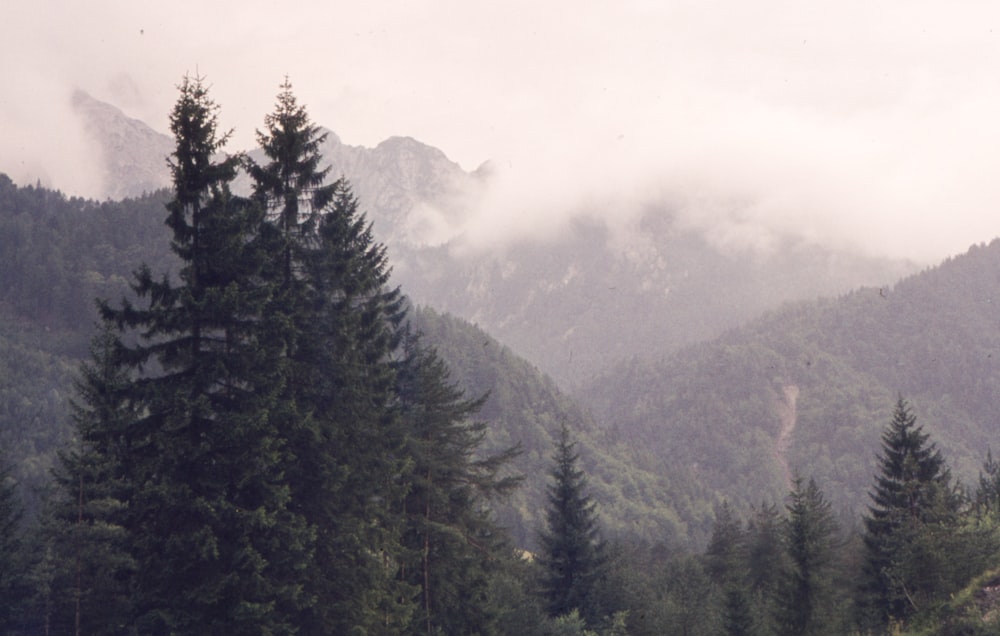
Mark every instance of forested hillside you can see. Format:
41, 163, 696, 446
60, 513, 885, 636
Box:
6, 79, 1000, 632
411, 307, 697, 548
0, 177, 174, 510
579, 240, 1000, 522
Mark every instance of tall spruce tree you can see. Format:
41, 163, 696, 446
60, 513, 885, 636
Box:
745, 501, 787, 631
705, 502, 757, 636
42, 325, 137, 634
85, 75, 313, 633
705, 501, 746, 586
538, 424, 605, 626
396, 331, 521, 635
778, 476, 837, 636
249, 80, 413, 632
858, 398, 956, 630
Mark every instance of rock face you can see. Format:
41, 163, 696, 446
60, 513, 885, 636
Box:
71, 90, 173, 200
238, 130, 485, 249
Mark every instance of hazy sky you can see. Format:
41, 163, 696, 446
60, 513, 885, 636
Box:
4, 0, 1000, 262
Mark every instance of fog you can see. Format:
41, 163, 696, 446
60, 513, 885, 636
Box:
4, 1, 1000, 262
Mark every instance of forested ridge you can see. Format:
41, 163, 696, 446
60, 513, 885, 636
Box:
578, 238, 1000, 529
3, 76, 1000, 633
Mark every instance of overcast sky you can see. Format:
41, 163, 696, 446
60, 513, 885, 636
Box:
4, 0, 1000, 262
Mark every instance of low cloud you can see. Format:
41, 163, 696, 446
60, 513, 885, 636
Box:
5, 1, 1000, 263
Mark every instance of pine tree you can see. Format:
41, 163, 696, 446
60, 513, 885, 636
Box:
88, 75, 313, 633
248, 76, 336, 288
43, 325, 137, 634
705, 502, 756, 636
396, 331, 521, 635
538, 424, 605, 626
745, 501, 787, 631
777, 476, 837, 636
0, 451, 25, 632
975, 449, 1000, 518
249, 80, 414, 632
705, 501, 746, 585
858, 398, 956, 629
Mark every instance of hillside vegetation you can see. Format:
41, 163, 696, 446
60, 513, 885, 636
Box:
579, 240, 1000, 523
4, 81, 1000, 631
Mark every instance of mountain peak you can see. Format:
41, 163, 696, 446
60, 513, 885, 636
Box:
71, 89, 173, 200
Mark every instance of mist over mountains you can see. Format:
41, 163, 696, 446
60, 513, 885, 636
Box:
49, 92, 920, 386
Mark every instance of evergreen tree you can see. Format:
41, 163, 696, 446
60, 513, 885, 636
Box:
538, 424, 605, 626
975, 449, 1000, 519
705, 501, 746, 585
721, 585, 755, 636
248, 76, 336, 288
745, 501, 787, 631
858, 398, 956, 629
396, 331, 521, 635
249, 79, 414, 632
41, 325, 137, 634
0, 452, 25, 632
705, 502, 756, 636
777, 476, 837, 636
88, 75, 313, 633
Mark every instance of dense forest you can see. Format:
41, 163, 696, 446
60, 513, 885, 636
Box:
3, 76, 1000, 633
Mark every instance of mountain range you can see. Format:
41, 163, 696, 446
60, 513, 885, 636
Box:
67, 92, 917, 388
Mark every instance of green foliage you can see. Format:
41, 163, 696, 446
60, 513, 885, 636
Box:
909, 566, 1000, 635
40, 326, 137, 634
539, 425, 606, 626
0, 453, 26, 632
858, 399, 976, 631
395, 331, 521, 634
705, 501, 747, 585
9, 71, 1000, 636
577, 240, 1000, 548
777, 476, 838, 635
411, 307, 689, 549
248, 79, 416, 633
70, 75, 316, 633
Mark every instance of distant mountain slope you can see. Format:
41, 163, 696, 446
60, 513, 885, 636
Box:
409, 307, 700, 548
577, 239, 1000, 520
72, 90, 174, 200
401, 214, 916, 388
71, 93, 916, 387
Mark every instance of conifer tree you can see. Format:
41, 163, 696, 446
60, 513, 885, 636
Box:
249, 80, 414, 632
705, 502, 756, 636
705, 501, 746, 586
538, 424, 605, 626
396, 331, 521, 635
87, 75, 313, 633
44, 325, 137, 634
0, 452, 24, 632
858, 398, 956, 629
778, 476, 837, 636
746, 504, 787, 605
975, 449, 1000, 518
